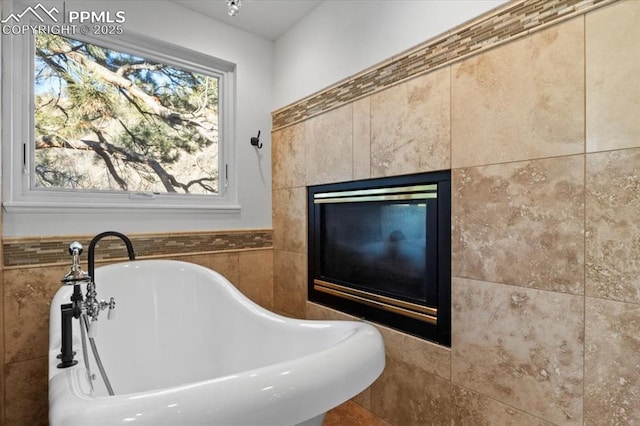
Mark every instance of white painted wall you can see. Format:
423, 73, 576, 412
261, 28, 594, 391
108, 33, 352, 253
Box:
1, 0, 273, 236
273, 0, 507, 109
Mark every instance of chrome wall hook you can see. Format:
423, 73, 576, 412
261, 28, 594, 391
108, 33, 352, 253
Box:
250, 130, 262, 149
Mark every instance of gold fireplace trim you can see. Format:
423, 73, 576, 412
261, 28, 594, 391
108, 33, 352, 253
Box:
313, 184, 437, 204
314, 279, 437, 325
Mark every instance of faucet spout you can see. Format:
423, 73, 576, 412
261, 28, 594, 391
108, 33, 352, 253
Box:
87, 231, 136, 280
86, 231, 135, 328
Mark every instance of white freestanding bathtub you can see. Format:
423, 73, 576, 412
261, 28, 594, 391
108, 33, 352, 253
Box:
49, 259, 385, 426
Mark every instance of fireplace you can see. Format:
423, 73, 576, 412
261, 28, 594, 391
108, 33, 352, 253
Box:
308, 171, 451, 346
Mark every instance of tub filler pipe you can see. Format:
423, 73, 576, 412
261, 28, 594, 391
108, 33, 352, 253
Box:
57, 304, 78, 368
81, 313, 114, 395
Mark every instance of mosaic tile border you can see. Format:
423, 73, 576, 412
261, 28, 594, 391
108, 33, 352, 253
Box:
3, 229, 273, 267
272, 0, 617, 130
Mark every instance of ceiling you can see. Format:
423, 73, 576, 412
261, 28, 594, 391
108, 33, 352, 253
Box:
172, 0, 324, 41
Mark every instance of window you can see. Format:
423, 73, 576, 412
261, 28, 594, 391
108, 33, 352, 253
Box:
35, 34, 220, 195
3, 29, 238, 213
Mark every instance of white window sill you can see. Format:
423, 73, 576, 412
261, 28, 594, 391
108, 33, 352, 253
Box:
2, 200, 242, 215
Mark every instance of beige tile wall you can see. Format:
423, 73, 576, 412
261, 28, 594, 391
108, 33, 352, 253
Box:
370, 68, 450, 177
586, 0, 640, 152
450, 18, 585, 168
452, 156, 585, 294
0, 214, 4, 426
272, 1, 640, 424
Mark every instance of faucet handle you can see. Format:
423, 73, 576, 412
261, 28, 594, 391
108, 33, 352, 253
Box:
68, 241, 83, 256
107, 297, 116, 320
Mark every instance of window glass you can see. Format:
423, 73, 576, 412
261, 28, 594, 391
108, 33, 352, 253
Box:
34, 33, 220, 195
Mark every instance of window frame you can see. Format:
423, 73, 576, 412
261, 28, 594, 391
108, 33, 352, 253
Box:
2, 25, 239, 214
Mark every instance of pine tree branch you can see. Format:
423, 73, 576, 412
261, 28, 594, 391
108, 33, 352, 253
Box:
34, 134, 217, 193
91, 138, 128, 190
62, 50, 214, 138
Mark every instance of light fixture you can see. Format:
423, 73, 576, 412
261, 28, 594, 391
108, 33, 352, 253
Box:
226, 0, 242, 17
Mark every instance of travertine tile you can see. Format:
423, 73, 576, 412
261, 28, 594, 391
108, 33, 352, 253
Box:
452, 385, 554, 426
272, 187, 306, 253
586, 0, 640, 152
4, 265, 68, 363
377, 323, 450, 381
306, 301, 357, 322
273, 249, 306, 318
451, 278, 584, 424
585, 297, 640, 425
452, 155, 585, 294
370, 356, 452, 425
305, 104, 353, 186
237, 250, 273, 309
272, 121, 306, 190
586, 148, 640, 303
5, 357, 48, 426
0, 267, 4, 426
186, 252, 239, 284
353, 97, 371, 180
323, 400, 390, 426
351, 388, 372, 414
370, 68, 450, 177
451, 18, 584, 168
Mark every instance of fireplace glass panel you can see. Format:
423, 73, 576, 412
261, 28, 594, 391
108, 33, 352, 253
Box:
320, 200, 435, 305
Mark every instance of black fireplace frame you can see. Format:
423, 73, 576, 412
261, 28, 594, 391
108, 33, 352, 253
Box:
307, 171, 451, 346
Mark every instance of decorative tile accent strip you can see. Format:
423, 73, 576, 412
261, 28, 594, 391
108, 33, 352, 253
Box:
272, 0, 617, 131
3, 230, 273, 267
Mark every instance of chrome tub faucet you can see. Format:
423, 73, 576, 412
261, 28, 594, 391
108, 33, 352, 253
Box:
85, 231, 135, 336
58, 232, 135, 368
